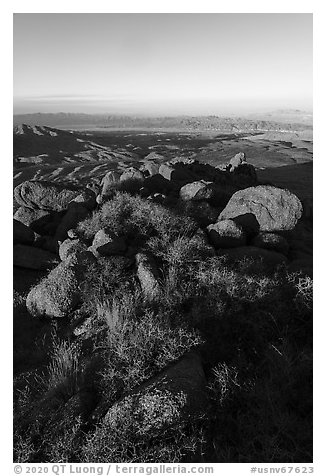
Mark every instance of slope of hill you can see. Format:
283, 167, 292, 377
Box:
14, 124, 139, 166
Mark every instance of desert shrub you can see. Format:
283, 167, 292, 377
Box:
79, 255, 135, 314
94, 297, 203, 405
77, 192, 197, 244
82, 396, 207, 463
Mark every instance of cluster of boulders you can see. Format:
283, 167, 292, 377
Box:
13, 151, 312, 444
13, 151, 311, 320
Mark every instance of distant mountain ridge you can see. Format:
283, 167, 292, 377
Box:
13, 113, 312, 133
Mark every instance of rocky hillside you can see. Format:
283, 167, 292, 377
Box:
13, 124, 139, 166
13, 152, 312, 463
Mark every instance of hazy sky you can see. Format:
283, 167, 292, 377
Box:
13, 13, 313, 115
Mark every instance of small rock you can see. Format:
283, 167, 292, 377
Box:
135, 252, 160, 300
207, 220, 246, 248
120, 168, 145, 182
228, 152, 247, 171
91, 229, 127, 257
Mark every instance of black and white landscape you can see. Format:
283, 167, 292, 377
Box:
13, 13, 313, 464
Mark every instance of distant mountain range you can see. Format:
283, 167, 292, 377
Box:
13, 112, 312, 133
243, 109, 313, 126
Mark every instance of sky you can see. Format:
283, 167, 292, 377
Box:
13, 13, 313, 116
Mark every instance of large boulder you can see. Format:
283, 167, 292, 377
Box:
26, 252, 96, 318
14, 181, 96, 212
102, 352, 207, 435
13, 219, 35, 245
207, 220, 246, 248
219, 185, 303, 232
135, 252, 160, 300
14, 206, 65, 236
14, 244, 58, 270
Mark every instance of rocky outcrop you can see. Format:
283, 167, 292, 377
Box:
219, 185, 303, 232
